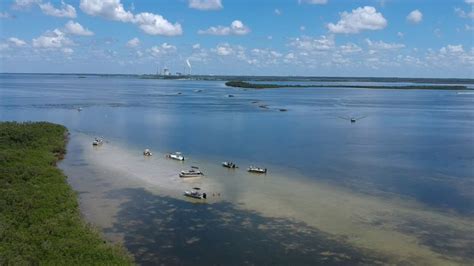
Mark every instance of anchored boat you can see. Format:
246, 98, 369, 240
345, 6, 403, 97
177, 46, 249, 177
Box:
143, 149, 152, 156
222, 161, 237, 169
166, 152, 185, 161
92, 138, 103, 146
179, 169, 203, 178
184, 188, 207, 199
247, 166, 267, 174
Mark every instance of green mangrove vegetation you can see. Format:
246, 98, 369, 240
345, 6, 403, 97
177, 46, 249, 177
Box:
225, 80, 469, 90
0, 122, 132, 265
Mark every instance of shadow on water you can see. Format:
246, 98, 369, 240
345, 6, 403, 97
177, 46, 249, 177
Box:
106, 188, 392, 265
394, 218, 474, 263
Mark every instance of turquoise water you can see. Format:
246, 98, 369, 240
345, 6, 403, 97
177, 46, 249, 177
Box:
1, 73, 473, 264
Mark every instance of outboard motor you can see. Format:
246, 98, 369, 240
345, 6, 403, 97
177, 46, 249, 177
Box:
203, 193, 207, 199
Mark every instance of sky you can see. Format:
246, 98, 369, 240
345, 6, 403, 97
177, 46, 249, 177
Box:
0, 0, 473, 78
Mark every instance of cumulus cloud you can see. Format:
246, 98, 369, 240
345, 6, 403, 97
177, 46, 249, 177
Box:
0, 12, 14, 19
198, 20, 250, 35
188, 0, 223, 10
340, 43, 362, 53
440, 44, 464, 54
149, 43, 177, 57
289, 35, 335, 51
64, 21, 94, 36
126, 37, 140, 48
406, 9, 422, 24
214, 43, 234, 55
427, 44, 473, 67
39, 1, 76, 18
80, 0, 133, 22
298, 0, 328, 5
79, 0, 182, 36
466, 0, 474, 4
327, 6, 387, 34
32, 29, 73, 49
8, 37, 27, 47
132, 13, 182, 36
454, 7, 474, 19
366, 39, 405, 50
12, 0, 40, 10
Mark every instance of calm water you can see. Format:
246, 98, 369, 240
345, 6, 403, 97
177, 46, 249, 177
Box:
1, 73, 473, 264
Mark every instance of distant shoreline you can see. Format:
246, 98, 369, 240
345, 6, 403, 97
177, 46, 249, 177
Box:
1, 73, 473, 84
224, 81, 470, 90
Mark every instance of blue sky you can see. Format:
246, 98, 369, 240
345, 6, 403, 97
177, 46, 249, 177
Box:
0, 0, 473, 77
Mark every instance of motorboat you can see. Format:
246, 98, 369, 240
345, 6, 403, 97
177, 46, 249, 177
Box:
184, 188, 207, 199
222, 161, 237, 169
166, 152, 184, 161
247, 166, 267, 174
179, 169, 203, 178
143, 149, 152, 156
92, 138, 103, 146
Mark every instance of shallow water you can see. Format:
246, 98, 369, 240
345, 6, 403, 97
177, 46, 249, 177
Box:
1, 74, 473, 264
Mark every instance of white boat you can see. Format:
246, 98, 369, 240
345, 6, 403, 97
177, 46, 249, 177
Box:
143, 149, 152, 156
179, 169, 203, 178
184, 188, 207, 199
92, 138, 103, 146
222, 161, 237, 169
247, 166, 267, 174
166, 152, 184, 161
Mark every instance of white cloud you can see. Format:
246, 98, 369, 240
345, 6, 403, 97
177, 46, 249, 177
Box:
188, 0, 223, 10
339, 43, 362, 53
198, 20, 250, 35
32, 29, 73, 49
79, 0, 182, 36
80, 0, 133, 22
62, 47, 74, 55
0, 12, 13, 19
149, 43, 177, 57
366, 39, 405, 50
192, 43, 201, 49
406, 9, 422, 24
8, 37, 27, 47
274, 9, 281, 15
440, 45, 464, 54
327, 6, 387, 34
214, 43, 233, 56
298, 0, 328, 5
13, 0, 40, 10
133, 13, 182, 36
466, 0, 474, 4
397, 32, 404, 38
39, 1, 76, 18
289, 35, 335, 51
64, 21, 94, 36
126, 37, 140, 48
454, 7, 474, 19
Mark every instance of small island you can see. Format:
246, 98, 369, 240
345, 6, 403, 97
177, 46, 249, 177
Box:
0, 122, 132, 265
225, 80, 469, 90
